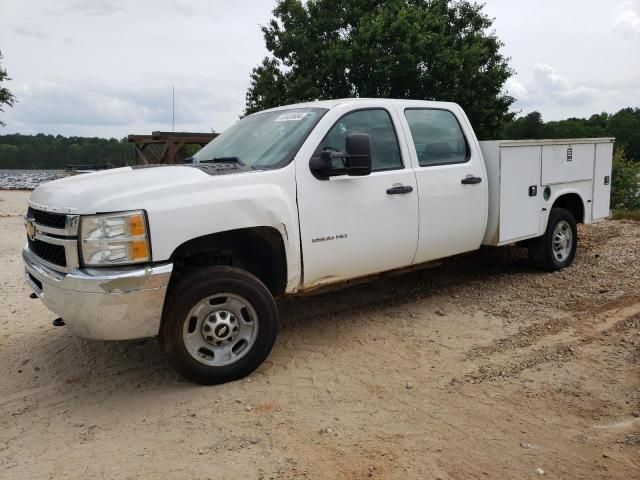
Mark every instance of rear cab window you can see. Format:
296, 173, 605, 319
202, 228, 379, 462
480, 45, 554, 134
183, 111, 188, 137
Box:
404, 109, 469, 167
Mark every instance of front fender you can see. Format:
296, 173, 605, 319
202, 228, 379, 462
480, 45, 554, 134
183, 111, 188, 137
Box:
146, 166, 301, 292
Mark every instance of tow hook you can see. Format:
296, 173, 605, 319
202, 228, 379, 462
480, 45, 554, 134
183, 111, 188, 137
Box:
29, 293, 37, 299
53, 318, 66, 327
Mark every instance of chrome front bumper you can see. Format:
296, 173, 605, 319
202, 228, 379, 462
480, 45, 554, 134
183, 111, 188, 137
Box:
23, 245, 173, 340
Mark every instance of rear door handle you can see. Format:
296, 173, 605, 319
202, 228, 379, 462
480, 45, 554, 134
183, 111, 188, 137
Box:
461, 176, 482, 185
386, 185, 413, 195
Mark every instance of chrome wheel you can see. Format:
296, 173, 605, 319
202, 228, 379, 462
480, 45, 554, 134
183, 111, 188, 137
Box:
552, 220, 573, 262
182, 293, 259, 367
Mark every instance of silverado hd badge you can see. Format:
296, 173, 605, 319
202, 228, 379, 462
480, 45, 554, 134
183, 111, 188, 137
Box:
312, 233, 348, 243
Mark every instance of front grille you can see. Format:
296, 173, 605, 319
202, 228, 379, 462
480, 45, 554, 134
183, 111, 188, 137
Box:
27, 207, 67, 229
28, 238, 67, 267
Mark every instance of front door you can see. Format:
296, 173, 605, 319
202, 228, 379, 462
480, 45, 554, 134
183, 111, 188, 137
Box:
395, 105, 488, 264
295, 106, 419, 289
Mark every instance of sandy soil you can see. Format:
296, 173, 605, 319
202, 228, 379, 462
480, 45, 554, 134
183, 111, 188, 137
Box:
1, 189, 639, 479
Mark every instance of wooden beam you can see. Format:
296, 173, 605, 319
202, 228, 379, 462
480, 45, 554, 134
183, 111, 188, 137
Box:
134, 145, 150, 164
127, 131, 219, 164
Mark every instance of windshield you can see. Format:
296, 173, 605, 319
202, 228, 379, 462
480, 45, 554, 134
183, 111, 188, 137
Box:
193, 107, 327, 169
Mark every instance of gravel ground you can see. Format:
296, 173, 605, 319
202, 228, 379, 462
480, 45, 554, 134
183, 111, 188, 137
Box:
0, 190, 639, 479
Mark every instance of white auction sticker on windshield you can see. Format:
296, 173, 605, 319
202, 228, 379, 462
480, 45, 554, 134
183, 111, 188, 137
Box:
274, 112, 308, 122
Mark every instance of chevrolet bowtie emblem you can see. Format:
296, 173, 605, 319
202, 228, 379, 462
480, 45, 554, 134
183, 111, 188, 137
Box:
25, 218, 36, 242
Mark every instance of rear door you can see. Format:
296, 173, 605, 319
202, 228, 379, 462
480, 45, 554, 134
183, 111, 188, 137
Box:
295, 105, 419, 288
396, 105, 488, 264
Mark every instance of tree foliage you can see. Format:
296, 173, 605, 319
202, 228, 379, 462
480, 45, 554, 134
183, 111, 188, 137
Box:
611, 151, 640, 210
0, 134, 134, 169
501, 108, 640, 162
0, 51, 17, 127
245, 0, 515, 138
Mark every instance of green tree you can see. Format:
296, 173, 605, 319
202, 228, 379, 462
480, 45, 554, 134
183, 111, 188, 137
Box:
0, 50, 17, 127
611, 150, 640, 210
245, 0, 515, 139
0, 134, 136, 169
502, 111, 544, 139
501, 108, 639, 163
627, 132, 640, 160
608, 108, 640, 154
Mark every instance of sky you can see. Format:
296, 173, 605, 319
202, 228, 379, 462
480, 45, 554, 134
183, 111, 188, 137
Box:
0, 0, 639, 138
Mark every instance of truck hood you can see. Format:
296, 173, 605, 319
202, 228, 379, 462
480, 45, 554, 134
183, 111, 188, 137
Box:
28, 165, 246, 214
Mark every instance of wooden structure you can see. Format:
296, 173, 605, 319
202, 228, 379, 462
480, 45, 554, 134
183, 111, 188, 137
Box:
127, 131, 218, 164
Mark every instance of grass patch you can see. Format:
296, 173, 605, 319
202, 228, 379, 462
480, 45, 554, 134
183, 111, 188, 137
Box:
611, 209, 640, 221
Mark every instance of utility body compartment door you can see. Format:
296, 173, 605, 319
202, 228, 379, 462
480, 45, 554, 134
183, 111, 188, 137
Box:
541, 143, 594, 184
592, 142, 613, 220
498, 146, 543, 241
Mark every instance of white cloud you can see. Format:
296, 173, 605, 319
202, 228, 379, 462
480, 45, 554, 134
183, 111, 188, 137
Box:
1, 0, 274, 136
505, 77, 529, 101
167, 0, 210, 17
9, 79, 237, 129
51, 0, 127, 17
506, 63, 639, 119
532, 64, 599, 105
12, 26, 48, 40
613, 1, 640, 38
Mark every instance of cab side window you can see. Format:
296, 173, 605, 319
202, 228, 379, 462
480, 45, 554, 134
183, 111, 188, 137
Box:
404, 109, 469, 167
317, 109, 403, 171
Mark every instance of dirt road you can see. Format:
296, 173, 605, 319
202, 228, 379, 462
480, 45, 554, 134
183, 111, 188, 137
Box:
1, 190, 639, 479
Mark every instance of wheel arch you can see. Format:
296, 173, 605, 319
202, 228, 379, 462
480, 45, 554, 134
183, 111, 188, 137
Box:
550, 191, 586, 224
168, 227, 288, 297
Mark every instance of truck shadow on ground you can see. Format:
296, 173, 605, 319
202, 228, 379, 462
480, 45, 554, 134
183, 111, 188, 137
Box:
22, 245, 536, 391
278, 245, 535, 329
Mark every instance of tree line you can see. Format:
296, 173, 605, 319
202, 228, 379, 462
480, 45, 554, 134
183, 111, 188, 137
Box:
0, 134, 135, 169
501, 108, 640, 161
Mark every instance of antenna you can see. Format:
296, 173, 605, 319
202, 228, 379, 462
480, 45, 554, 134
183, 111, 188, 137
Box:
172, 85, 175, 132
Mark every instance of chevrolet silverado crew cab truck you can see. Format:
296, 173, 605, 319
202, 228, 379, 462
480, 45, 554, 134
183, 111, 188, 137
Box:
23, 98, 614, 384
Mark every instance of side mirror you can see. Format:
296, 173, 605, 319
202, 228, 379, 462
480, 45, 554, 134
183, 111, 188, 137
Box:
309, 133, 372, 178
344, 132, 372, 176
309, 150, 333, 174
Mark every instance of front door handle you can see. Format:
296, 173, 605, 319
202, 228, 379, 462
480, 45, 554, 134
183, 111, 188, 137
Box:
386, 185, 413, 195
461, 176, 482, 185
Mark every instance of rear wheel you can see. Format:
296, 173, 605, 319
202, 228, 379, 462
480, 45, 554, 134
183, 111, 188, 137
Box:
159, 266, 278, 385
528, 208, 577, 271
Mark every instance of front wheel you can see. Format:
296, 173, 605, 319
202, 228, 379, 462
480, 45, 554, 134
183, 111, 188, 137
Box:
159, 266, 278, 385
528, 207, 577, 271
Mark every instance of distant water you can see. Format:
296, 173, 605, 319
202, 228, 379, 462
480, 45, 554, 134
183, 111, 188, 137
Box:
0, 169, 67, 190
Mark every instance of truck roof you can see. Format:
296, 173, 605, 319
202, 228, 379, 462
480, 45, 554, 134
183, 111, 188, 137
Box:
259, 97, 462, 113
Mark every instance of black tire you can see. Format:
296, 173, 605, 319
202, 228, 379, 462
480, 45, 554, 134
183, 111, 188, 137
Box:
159, 266, 278, 385
528, 207, 577, 271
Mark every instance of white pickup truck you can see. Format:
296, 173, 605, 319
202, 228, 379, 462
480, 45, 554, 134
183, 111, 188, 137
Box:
23, 98, 614, 384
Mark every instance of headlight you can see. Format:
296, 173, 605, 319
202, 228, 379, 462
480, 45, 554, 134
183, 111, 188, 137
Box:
80, 210, 150, 266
